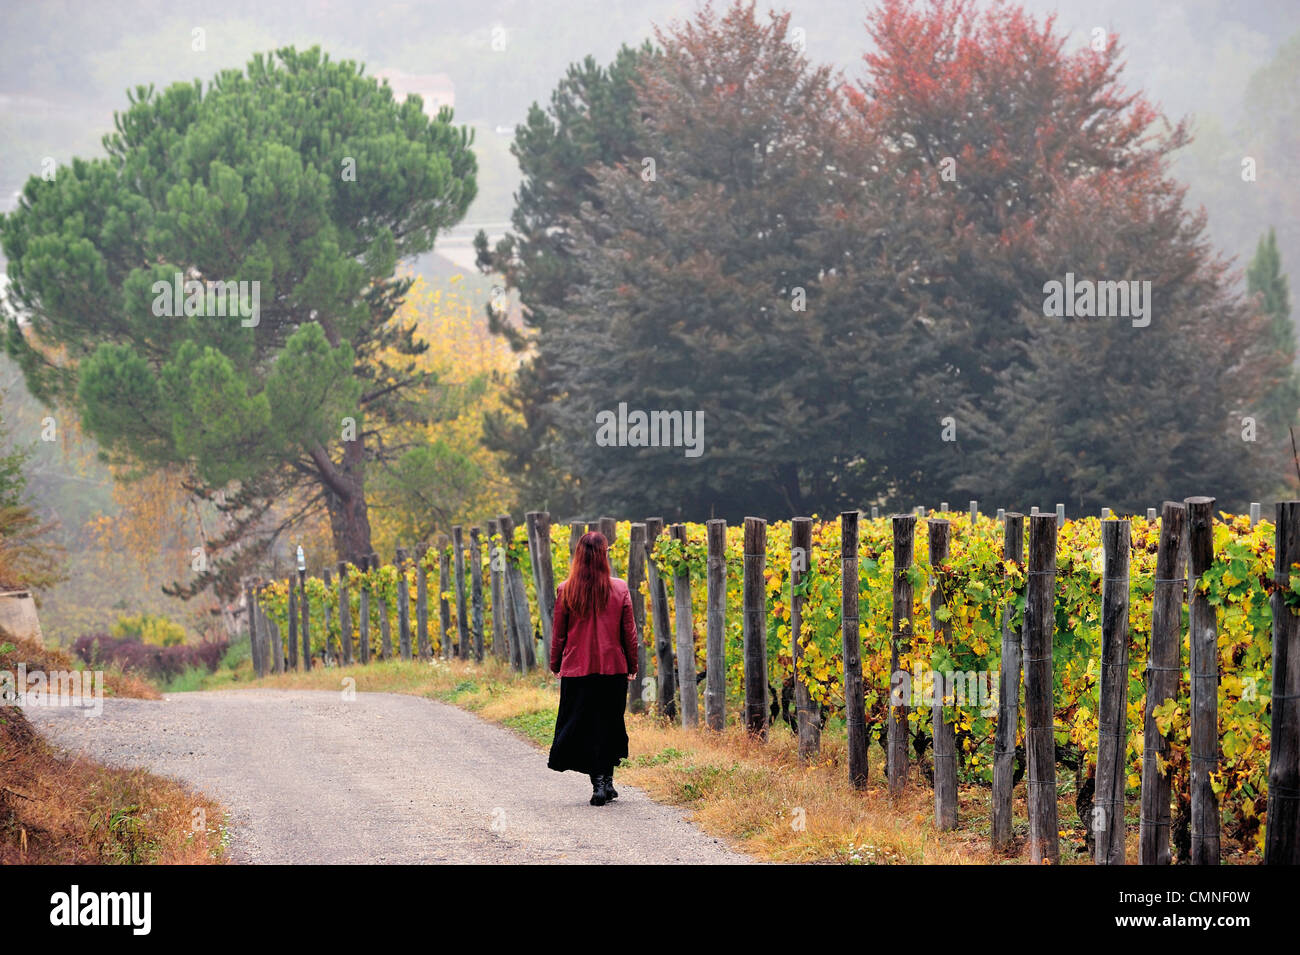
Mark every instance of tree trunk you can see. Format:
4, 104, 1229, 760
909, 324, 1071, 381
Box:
315, 438, 373, 564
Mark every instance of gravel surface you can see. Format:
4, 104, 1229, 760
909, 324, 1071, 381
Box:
27, 688, 754, 864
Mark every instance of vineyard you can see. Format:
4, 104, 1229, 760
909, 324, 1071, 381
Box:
249, 506, 1297, 865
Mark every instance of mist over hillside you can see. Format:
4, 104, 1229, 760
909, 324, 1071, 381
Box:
2, 0, 1297, 274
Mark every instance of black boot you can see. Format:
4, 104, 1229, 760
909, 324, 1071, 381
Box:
606, 767, 618, 800
589, 772, 609, 806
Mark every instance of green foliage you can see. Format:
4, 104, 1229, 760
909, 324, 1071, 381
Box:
111, 612, 187, 646
0, 45, 478, 597
475, 41, 655, 515
0, 411, 28, 511
631, 510, 1277, 859
501, 709, 557, 746
485, 1, 1289, 518
1246, 227, 1299, 434
0, 403, 66, 592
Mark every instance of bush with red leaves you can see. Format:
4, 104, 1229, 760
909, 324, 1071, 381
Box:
70, 633, 229, 682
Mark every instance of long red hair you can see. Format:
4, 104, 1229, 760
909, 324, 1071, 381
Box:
562, 532, 612, 618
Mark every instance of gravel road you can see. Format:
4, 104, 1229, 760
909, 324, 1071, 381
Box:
28, 689, 753, 864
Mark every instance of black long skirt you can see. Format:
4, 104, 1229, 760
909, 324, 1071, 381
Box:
547, 673, 630, 775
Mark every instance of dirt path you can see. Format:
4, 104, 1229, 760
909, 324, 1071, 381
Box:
28, 689, 753, 864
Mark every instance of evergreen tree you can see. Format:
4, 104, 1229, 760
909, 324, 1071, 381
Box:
475, 43, 655, 516
1, 47, 477, 599
1246, 226, 1299, 439
492, 3, 852, 520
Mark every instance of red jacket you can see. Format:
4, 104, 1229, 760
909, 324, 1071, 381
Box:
550, 577, 639, 677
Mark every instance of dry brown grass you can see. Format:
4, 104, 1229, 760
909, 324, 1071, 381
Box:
221, 656, 1096, 864
0, 632, 161, 701
0, 706, 227, 864
0, 628, 224, 864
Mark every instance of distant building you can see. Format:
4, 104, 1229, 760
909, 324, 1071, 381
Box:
373, 69, 455, 117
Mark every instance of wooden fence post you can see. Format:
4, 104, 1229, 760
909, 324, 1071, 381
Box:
1266, 501, 1300, 864
841, 511, 868, 787
453, 527, 469, 659
705, 519, 727, 731
621, 522, 647, 717
645, 518, 676, 720
889, 514, 916, 794
1025, 512, 1060, 864
255, 578, 270, 677
256, 578, 270, 678
1250, 502, 1261, 526
1140, 502, 1186, 865
600, 517, 618, 577
627, 522, 649, 713
670, 523, 699, 729
929, 519, 957, 829
258, 580, 274, 676
742, 517, 768, 738
1095, 517, 1131, 864
487, 521, 506, 659
358, 558, 371, 665
244, 579, 261, 678
790, 517, 819, 760
1184, 496, 1220, 865
242, 579, 256, 677
415, 545, 431, 661
338, 561, 353, 666
470, 529, 485, 662
372, 552, 391, 661
322, 569, 334, 665
267, 582, 284, 674
569, 521, 583, 558
438, 539, 453, 660
526, 512, 556, 665
992, 512, 1025, 852
299, 567, 310, 669
287, 576, 299, 670
396, 548, 412, 661
499, 514, 536, 672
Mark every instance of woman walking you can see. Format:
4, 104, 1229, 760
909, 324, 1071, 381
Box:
547, 531, 638, 805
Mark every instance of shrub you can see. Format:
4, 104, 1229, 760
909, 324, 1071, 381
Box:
71, 633, 228, 682
110, 613, 187, 647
